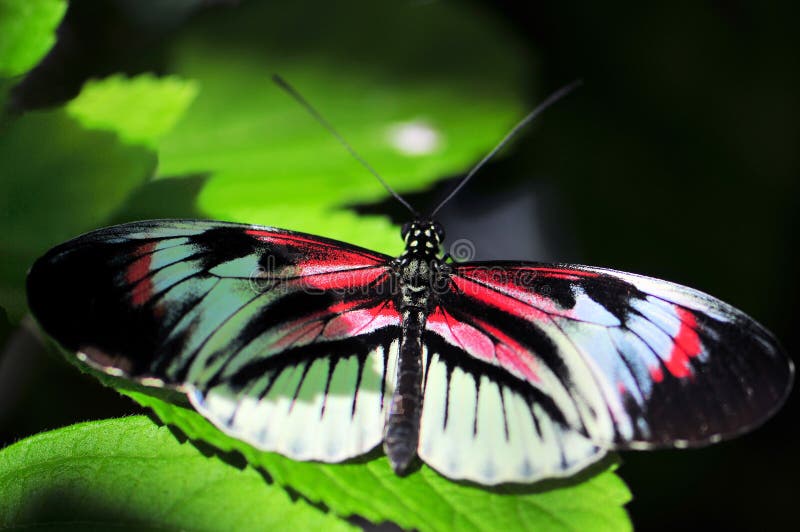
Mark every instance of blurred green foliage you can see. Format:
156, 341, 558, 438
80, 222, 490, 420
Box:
0, 0, 66, 77
66, 74, 199, 147
150, 0, 530, 253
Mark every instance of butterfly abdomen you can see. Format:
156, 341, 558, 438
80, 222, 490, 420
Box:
384, 308, 426, 473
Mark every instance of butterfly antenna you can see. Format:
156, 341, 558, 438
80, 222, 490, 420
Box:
430, 79, 583, 217
272, 75, 418, 217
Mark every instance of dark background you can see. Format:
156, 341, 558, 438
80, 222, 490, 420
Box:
1, 1, 797, 530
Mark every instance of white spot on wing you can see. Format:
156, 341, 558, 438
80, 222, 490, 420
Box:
140, 377, 165, 387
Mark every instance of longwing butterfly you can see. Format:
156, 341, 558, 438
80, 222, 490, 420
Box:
26, 78, 793, 485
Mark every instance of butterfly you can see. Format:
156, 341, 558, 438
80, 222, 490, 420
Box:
25, 77, 794, 485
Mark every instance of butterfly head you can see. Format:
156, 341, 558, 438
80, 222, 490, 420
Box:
401, 220, 445, 259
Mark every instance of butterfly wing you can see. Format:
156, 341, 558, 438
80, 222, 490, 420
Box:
27, 219, 402, 462
419, 262, 793, 484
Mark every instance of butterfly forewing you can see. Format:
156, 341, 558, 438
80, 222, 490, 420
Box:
428, 262, 792, 458
27, 220, 402, 462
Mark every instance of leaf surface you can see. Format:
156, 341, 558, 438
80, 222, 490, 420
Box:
0, 416, 355, 531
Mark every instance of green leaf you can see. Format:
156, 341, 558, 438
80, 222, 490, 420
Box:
0, 110, 155, 318
66, 74, 200, 148
126, 390, 632, 532
0, 416, 355, 531
0, 0, 67, 78
151, 0, 531, 253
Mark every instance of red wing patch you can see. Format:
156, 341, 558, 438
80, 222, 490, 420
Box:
323, 300, 401, 340
245, 229, 387, 272
658, 307, 702, 380
126, 242, 157, 306
426, 305, 540, 383
295, 268, 390, 293
426, 306, 494, 363
450, 275, 550, 322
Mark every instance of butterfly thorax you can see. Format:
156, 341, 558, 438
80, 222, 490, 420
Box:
398, 260, 436, 310
395, 220, 446, 311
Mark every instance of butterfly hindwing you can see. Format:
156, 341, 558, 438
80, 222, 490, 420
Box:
190, 337, 400, 461
27, 219, 402, 461
418, 339, 604, 484
423, 261, 792, 475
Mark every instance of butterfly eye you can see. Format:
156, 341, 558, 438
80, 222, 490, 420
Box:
432, 221, 445, 243
401, 222, 412, 240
